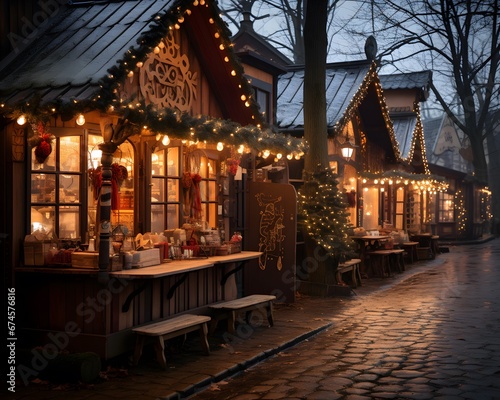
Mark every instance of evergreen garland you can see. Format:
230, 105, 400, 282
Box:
1, 0, 306, 157
297, 167, 353, 258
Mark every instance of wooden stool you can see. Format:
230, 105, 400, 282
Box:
401, 241, 419, 264
431, 236, 440, 258
132, 314, 211, 369
389, 249, 405, 273
336, 258, 362, 287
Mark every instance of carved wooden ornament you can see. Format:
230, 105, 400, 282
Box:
140, 33, 198, 112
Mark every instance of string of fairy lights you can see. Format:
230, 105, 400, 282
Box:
297, 167, 353, 257
359, 170, 449, 193
333, 62, 402, 163
0, 0, 307, 159
455, 189, 466, 235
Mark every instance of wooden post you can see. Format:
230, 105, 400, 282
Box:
97, 142, 117, 283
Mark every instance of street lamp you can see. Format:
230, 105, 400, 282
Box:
340, 134, 358, 161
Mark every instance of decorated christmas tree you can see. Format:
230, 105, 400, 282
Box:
297, 166, 354, 267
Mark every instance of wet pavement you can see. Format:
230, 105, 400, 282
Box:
8, 237, 500, 400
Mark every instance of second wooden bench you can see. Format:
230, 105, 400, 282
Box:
209, 294, 276, 334
132, 314, 211, 369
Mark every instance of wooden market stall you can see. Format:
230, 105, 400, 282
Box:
0, 0, 304, 360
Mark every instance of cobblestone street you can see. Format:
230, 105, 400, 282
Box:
9, 239, 500, 400
190, 239, 500, 400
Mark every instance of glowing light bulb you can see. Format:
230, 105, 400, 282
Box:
17, 115, 26, 125
162, 135, 170, 146
76, 114, 85, 126
216, 142, 224, 151
262, 149, 270, 158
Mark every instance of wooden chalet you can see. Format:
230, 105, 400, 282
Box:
277, 61, 444, 231
423, 114, 491, 240
0, 0, 305, 360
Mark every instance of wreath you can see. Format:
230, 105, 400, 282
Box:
28, 122, 55, 164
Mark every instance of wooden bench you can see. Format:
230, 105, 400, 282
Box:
209, 294, 276, 334
132, 314, 211, 369
336, 258, 362, 288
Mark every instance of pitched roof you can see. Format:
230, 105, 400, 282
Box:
277, 61, 372, 130
231, 18, 292, 72
378, 70, 433, 173
392, 114, 417, 159
379, 70, 432, 101
422, 116, 444, 158
276, 60, 402, 162
0, 0, 260, 125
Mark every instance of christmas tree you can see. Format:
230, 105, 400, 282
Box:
298, 166, 353, 260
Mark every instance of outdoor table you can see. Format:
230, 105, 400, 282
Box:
410, 233, 438, 259
350, 235, 390, 277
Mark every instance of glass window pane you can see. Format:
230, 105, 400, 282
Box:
167, 147, 179, 176
31, 174, 56, 203
208, 159, 216, 179
168, 179, 179, 202
60, 175, 80, 203
60, 136, 81, 172
167, 204, 179, 228
208, 203, 217, 228
152, 177, 165, 202
151, 204, 165, 234
199, 180, 207, 201
208, 181, 217, 201
59, 206, 80, 239
152, 150, 165, 176
199, 156, 208, 178
31, 206, 55, 234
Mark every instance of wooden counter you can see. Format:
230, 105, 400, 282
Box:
110, 251, 262, 279
15, 251, 262, 360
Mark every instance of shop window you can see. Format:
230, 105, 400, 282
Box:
428, 193, 436, 224
151, 146, 181, 233
197, 153, 218, 228
362, 187, 379, 230
254, 87, 270, 123
395, 187, 405, 230
406, 190, 421, 233
438, 192, 455, 222
30, 134, 83, 239
151, 147, 218, 232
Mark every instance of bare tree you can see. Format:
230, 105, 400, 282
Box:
219, 0, 344, 64
303, 0, 329, 170
345, 0, 500, 186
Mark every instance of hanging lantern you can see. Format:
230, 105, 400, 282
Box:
340, 133, 358, 161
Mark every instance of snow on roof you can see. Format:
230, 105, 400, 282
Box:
0, 1, 174, 91
276, 62, 372, 129
392, 115, 417, 160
